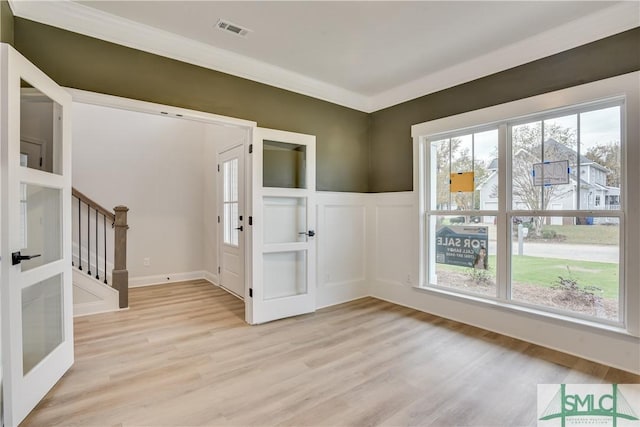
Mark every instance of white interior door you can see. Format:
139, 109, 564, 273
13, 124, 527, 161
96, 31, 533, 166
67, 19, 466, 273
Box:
248, 128, 316, 324
0, 44, 73, 426
218, 145, 245, 298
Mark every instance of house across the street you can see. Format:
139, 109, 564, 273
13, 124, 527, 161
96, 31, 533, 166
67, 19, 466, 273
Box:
477, 138, 620, 225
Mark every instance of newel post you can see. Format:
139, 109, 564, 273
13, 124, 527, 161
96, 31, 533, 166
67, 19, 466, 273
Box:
113, 205, 129, 309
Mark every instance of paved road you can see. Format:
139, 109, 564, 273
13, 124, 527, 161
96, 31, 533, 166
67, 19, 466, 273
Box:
487, 241, 618, 263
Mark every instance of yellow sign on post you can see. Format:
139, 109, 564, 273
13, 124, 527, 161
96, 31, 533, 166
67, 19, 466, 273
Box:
450, 171, 474, 192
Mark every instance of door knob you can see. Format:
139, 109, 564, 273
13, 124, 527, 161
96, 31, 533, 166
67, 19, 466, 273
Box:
12, 251, 41, 265
235, 226, 244, 231
298, 230, 315, 237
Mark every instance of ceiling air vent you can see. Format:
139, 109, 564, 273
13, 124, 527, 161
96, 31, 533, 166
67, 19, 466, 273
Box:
216, 19, 252, 37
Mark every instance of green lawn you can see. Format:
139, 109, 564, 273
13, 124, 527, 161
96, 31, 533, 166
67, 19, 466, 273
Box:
437, 255, 619, 298
537, 225, 618, 245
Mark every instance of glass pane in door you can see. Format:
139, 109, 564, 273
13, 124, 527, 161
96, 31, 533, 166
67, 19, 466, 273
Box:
223, 158, 240, 246
20, 79, 62, 174
20, 185, 62, 271
22, 274, 64, 374
263, 251, 307, 300
264, 197, 307, 243
263, 140, 306, 188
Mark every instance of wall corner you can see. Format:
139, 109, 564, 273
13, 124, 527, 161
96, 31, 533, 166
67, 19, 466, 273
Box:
0, 1, 14, 46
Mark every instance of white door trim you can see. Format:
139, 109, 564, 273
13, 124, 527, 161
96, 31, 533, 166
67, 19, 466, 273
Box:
67, 88, 257, 129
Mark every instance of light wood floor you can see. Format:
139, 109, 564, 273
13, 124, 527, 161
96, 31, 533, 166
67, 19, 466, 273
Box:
23, 280, 639, 427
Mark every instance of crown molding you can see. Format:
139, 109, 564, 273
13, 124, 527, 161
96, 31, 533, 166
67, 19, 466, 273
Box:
9, 0, 371, 112
368, 2, 640, 112
9, 1, 640, 114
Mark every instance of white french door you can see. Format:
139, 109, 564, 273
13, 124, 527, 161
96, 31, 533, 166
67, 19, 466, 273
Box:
0, 44, 73, 426
248, 128, 316, 324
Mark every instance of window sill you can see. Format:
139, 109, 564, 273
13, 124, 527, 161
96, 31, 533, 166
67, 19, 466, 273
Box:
412, 284, 637, 339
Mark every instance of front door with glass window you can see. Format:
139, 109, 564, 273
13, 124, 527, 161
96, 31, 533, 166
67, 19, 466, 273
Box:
219, 145, 245, 297
0, 44, 73, 426
248, 128, 316, 324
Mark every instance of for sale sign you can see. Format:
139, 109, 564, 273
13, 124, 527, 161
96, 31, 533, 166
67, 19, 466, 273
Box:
435, 225, 489, 269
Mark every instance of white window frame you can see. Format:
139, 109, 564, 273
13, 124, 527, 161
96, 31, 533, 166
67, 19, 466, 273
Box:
412, 72, 639, 335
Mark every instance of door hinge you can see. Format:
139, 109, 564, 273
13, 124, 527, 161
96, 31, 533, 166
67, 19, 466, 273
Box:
249, 216, 253, 226
249, 144, 253, 153
39, 157, 43, 167
217, 164, 220, 172
217, 215, 220, 223
218, 266, 221, 274
249, 288, 253, 298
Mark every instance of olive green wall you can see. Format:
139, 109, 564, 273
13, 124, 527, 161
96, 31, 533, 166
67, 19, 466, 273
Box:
263, 143, 306, 189
13, 18, 370, 192
369, 27, 640, 192
0, 0, 14, 45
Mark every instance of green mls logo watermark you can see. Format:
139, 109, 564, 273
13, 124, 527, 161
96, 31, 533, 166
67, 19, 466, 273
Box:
538, 384, 640, 427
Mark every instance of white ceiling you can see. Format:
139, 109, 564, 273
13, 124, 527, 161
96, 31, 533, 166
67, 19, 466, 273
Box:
72, 1, 619, 95
10, 1, 640, 112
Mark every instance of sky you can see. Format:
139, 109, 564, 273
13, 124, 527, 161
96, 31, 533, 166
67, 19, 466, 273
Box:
579, 106, 621, 150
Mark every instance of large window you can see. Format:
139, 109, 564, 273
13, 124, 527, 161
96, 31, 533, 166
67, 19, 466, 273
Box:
420, 98, 625, 325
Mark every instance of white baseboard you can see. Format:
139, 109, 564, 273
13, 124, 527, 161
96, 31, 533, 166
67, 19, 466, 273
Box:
202, 271, 245, 300
218, 285, 244, 300
317, 280, 368, 309
203, 271, 219, 285
129, 271, 209, 287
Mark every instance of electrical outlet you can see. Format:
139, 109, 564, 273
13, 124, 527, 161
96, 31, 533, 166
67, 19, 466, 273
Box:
143, 257, 150, 267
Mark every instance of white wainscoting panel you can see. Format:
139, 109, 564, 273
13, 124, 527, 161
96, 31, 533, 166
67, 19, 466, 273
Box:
323, 205, 366, 284
316, 193, 369, 308
374, 202, 416, 287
